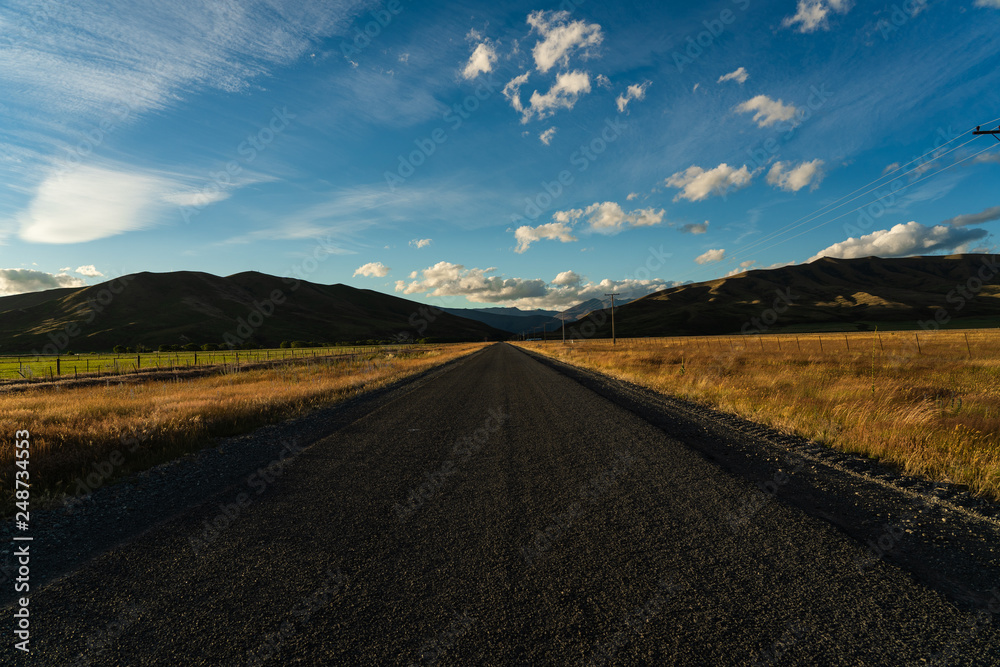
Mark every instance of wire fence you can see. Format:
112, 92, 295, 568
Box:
0, 345, 407, 383
533, 329, 1000, 359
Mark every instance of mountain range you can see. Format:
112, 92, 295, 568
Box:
2, 254, 998, 354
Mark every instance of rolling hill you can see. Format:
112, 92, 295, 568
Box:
440, 307, 561, 334
442, 296, 635, 334
566, 254, 1000, 338
0, 271, 507, 354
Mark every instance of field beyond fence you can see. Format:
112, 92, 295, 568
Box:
0, 345, 390, 383
517, 329, 1000, 501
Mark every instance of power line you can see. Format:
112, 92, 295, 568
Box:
676, 117, 1000, 283
727, 134, 979, 264
744, 141, 1000, 258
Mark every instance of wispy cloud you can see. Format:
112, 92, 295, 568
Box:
941, 206, 1000, 227
0, 0, 368, 128
717, 67, 748, 85
782, 0, 853, 33
539, 126, 558, 145
223, 185, 483, 246
410, 238, 433, 248
616, 81, 650, 113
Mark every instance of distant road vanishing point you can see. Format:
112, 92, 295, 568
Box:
12, 343, 1000, 665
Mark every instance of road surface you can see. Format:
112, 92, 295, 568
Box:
8, 343, 1000, 664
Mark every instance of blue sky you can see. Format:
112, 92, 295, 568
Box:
2, 0, 1000, 310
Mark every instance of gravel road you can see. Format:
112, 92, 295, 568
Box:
4, 342, 999, 665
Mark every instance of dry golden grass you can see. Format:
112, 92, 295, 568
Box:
517, 330, 1000, 501
1, 343, 487, 512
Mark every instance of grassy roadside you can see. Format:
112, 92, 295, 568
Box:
515, 331, 1000, 501
1, 343, 489, 514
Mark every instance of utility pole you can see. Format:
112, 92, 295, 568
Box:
605, 293, 620, 345
974, 125, 1000, 142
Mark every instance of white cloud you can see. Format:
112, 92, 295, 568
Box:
514, 222, 577, 253
665, 163, 753, 202
462, 42, 497, 80
502, 72, 531, 115
18, 165, 180, 243
882, 162, 902, 175
725, 259, 759, 277
595, 74, 611, 89
540, 126, 558, 145
695, 248, 726, 264
552, 270, 581, 286
397, 261, 548, 300
941, 206, 1000, 227
396, 261, 672, 310
75, 265, 104, 277
977, 0, 1000, 7
782, 0, 853, 33
523, 70, 592, 122
735, 95, 798, 127
681, 221, 709, 235
615, 81, 650, 113
626, 192, 639, 201
526, 10, 603, 73
766, 159, 825, 192
808, 221, 989, 261
0, 268, 86, 296
554, 202, 665, 233
353, 261, 390, 277
717, 67, 748, 84
410, 238, 433, 248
